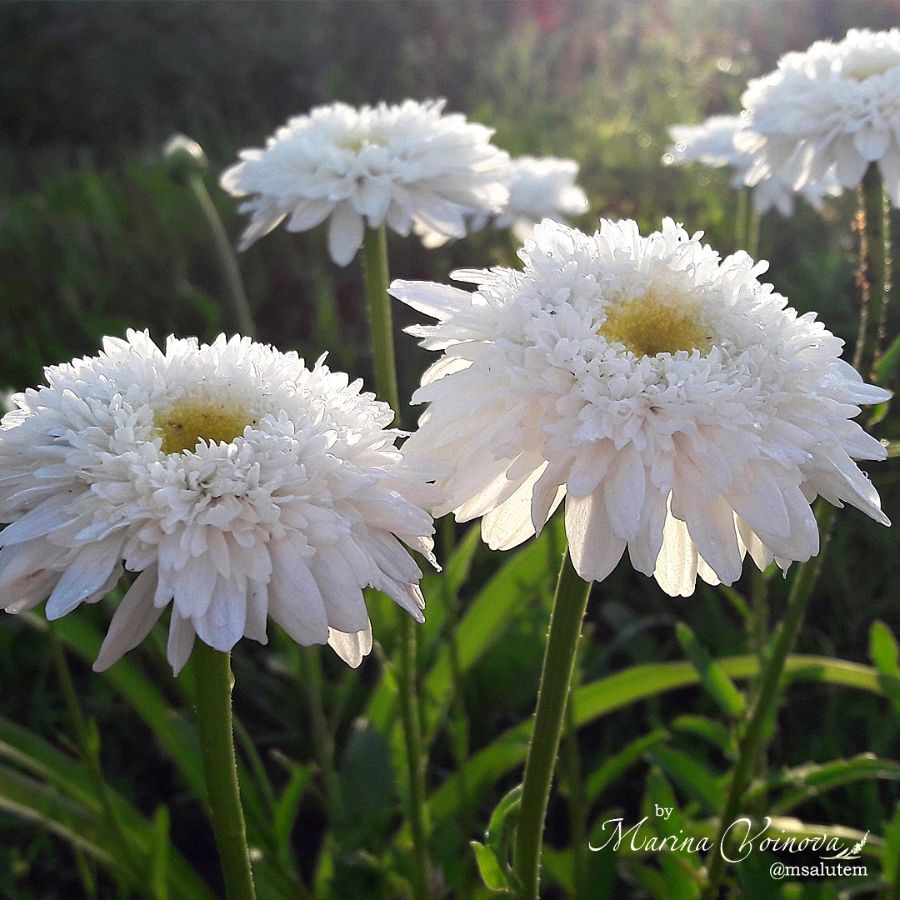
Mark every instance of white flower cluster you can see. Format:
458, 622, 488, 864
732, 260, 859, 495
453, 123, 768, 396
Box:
665, 115, 841, 215
738, 28, 900, 204
0, 332, 436, 672
220, 99, 510, 265
392, 219, 889, 596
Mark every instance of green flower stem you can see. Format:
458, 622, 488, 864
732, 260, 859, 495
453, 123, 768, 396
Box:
187, 172, 257, 339
853, 164, 890, 377
700, 503, 835, 900
192, 643, 256, 900
360, 224, 430, 900
512, 549, 592, 900
362, 224, 401, 414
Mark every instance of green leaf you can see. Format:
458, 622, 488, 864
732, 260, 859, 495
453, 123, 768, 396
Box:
869, 621, 900, 714
676, 623, 746, 718
586, 729, 669, 803
882, 804, 900, 887
485, 784, 523, 851
149, 806, 170, 900
650, 746, 724, 813
874, 329, 900, 384
428, 654, 885, 822
870, 621, 900, 674
745, 754, 900, 815
273, 763, 315, 862
671, 716, 732, 752
470, 841, 509, 892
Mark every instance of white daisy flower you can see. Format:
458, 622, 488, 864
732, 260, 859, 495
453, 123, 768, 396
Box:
390, 219, 890, 597
666, 115, 841, 216
220, 99, 510, 266
495, 156, 589, 241
737, 28, 900, 204
0, 331, 436, 673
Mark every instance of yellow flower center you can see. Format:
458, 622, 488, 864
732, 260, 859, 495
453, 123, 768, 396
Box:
599, 292, 712, 357
156, 397, 256, 455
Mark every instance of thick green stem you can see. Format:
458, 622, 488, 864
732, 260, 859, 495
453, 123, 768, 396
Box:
701, 504, 835, 899
512, 550, 592, 900
854, 164, 890, 377
188, 173, 256, 339
360, 223, 429, 899
193, 643, 256, 900
362, 225, 400, 414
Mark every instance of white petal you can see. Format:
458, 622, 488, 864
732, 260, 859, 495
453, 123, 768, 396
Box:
603, 445, 646, 540
45, 539, 124, 620
852, 124, 890, 162
481, 467, 544, 551
194, 577, 247, 652
653, 510, 699, 598
327, 622, 373, 668
352, 181, 392, 222
567, 442, 615, 498
564, 492, 626, 583
93, 568, 163, 671
626, 488, 668, 576
167, 612, 196, 676
268, 541, 329, 645
0, 493, 76, 547
286, 199, 335, 232
327, 204, 365, 266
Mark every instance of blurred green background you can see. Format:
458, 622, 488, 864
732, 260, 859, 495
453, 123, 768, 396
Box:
0, 2, 898, 897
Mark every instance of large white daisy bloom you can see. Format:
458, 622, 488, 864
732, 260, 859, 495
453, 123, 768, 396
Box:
666, 115, 841, 216
737, 28, 900, 205
0, 331, 436, 673
220, 99, 510, 266
390, 219, 890, 597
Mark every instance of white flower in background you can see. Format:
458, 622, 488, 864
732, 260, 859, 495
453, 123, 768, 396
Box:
495, 156, 589, 241
391, 219, 890, 597
665, 115, 841, 215
737, 28, 900, 205
220, 99, 510, 265
0, 331, 436, 672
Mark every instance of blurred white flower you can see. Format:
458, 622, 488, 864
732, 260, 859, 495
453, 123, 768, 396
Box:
737, 28, 900, 204
220, 99, 510, 265
496, 156, 589, 241
666, 115, 841, 215
0, 331, 436, 672
391, 219, 889, 597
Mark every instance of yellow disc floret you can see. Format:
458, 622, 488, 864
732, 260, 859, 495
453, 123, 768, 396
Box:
156, 396, 256, 455
599, 291, 712, 357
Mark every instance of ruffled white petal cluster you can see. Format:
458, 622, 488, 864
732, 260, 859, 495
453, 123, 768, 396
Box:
220, 99, 510, 265
391, 219, 890, 597
666, 115, 841, 215
0, 331, 436, 672
737, 28, 900, 205
496, 156, 589, 241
